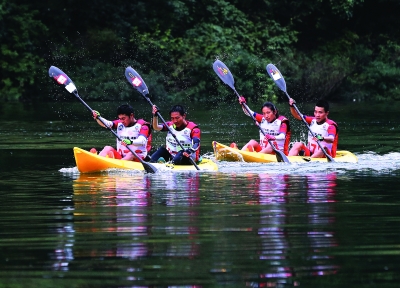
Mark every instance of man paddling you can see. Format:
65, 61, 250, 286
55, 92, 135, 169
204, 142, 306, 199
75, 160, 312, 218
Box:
150, 104, 201, 165
288, 99, 338, 158
91, 104, 152, 161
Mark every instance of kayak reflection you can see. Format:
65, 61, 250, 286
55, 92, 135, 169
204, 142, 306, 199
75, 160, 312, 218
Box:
72, 172, 201, 261
73, 173, 152, 260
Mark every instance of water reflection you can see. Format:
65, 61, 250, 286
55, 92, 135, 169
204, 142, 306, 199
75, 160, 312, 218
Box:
70, 171, 341, 286
151, 172, 201, 206
150, 173, 201, 259
3, 100, 400, 286
251, 174, 292, 287
304, 173, 339, 278
72, 172, 202, 283
242, 173, 339, 286
73, 174, 152, 260
0, 171, 76, 275
50, 221, 75, 272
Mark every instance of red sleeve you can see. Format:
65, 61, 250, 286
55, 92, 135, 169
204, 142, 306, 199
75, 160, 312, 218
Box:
254, 113, 263, 123
191, 127, 201, 139
327, 124, 337, 136
279, 122, 288, 134
304, 115, 314, 124
112, 119, 122, 129
161, 121, 173, 131
139, 124, 150, 138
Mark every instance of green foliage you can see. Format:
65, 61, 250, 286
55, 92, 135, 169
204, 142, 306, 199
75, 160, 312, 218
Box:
328, 0, 364, 19
0, 0, 48, 101
122, 0, 297, 104
342, 39, 400, 101
0, 0, 399, 103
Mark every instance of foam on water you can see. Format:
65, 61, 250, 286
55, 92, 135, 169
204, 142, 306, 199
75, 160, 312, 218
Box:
59, 166, 80, 174
214, 151, 400, 176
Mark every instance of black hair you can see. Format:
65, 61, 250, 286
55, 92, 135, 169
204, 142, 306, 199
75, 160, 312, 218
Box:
261, 101, 279, 118
117, 104, 134, 116
315, 99, 329, 112
169, 105, 186, 116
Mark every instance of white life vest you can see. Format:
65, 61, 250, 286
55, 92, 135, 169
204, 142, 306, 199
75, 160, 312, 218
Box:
307, 119, 333, 154
116, 121, 148, 158
165, 122, 197, 160
258, 116, 289, 151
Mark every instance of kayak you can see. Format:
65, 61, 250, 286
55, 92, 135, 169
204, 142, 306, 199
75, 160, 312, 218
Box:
73, 147, 218, 173
212, 141, 358, 163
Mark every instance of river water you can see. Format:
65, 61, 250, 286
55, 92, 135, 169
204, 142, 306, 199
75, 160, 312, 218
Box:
1, 100, 400, 287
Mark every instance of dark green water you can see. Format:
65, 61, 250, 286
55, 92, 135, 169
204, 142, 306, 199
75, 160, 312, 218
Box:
1, 101, 400, 287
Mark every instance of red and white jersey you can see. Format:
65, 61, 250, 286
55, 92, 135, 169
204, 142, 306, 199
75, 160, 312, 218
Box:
305, 116, 338, 157
113, 119, 151, 158
163, 121, 200, 161
255, 114, 291, 155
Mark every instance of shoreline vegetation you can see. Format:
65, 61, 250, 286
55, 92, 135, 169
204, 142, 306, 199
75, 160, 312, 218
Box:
1, 0, 398, 103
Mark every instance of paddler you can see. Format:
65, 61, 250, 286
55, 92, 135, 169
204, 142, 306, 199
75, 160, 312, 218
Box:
288, 99, 338, 158
91, 104, 152, 161
150, 104, 201, 165
230, 96, 291, 156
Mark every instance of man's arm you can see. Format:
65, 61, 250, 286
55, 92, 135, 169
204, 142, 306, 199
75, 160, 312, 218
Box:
288, 99, 302, 120
323, 124, 336, 143
92, 110, 114, 128
152, 105, 163, 131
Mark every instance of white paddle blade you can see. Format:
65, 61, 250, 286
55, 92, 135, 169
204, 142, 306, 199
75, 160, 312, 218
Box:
125, 66, 149, 96
266, 64, 287, 92
48, 66, 77, 93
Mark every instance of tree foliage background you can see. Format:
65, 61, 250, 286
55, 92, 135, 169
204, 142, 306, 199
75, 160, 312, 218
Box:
0, 0, 399, 103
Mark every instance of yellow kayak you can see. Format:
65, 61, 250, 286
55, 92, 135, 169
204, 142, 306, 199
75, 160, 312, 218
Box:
74, 147, 218, 173
212, 141, 358, 163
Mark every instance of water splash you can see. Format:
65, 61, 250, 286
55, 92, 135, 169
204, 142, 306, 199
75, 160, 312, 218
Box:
214, 151, 400, 176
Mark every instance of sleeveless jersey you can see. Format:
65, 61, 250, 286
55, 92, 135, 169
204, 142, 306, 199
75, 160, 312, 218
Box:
306, 117, 338, 157
114, 119, 151, 159
164, 121, 199, 161
256, 114, 291, 155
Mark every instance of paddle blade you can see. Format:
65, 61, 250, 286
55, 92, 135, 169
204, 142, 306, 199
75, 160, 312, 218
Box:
142, 162, 158, 173
266, 64, 286, 93
275, 150, 290, 163
213, 60, 235, 90
125, 66, 149, 96
48, 66, 77, 93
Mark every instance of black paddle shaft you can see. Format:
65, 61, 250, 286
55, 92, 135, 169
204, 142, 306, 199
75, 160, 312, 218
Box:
266, 63, 334, 162
124, 66, 200, 170
48, 66, 158, 173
